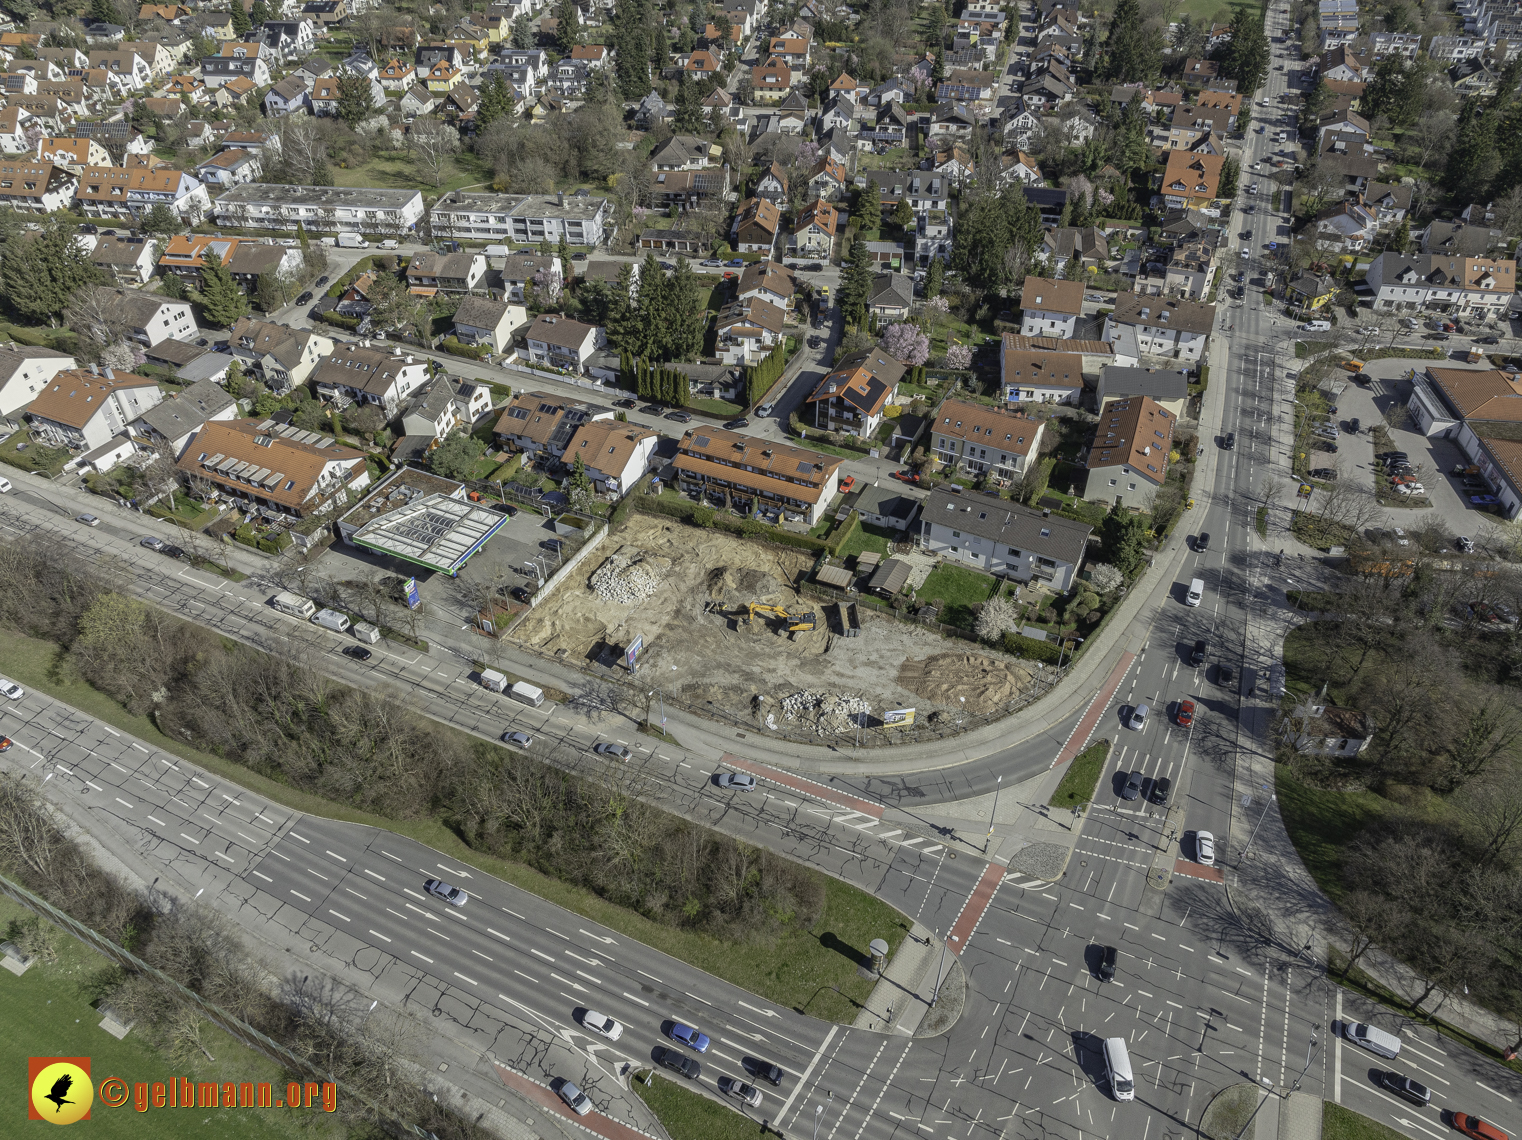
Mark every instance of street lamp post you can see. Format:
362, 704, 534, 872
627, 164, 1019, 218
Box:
986, 774, 1001, 851
1238, 793, 1277, 865
1291, 1036, 1319, 1092
929, 936, 948, 1007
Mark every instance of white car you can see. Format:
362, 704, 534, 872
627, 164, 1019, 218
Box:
756, 403, 775, 417
76, 513, 100, 527
1195, 831, 1216, 865
581, 1011, 624, 1040
0, 678, 23, 700
1396, 484, 1425, 496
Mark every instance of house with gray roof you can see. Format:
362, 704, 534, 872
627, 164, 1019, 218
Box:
919, 486, 1093, 590
1095, 365, 1190, 418
131, 377, 237, 458
846, 480, 920, 530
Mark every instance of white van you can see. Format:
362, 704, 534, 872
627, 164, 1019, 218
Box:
1186, 578, 1204, 607
352, 621, 381, 644
0, 476, 12, 492
379, 238, 399, 250
1342, 1021, 1401, 1059
480, 669, 509, 693
312, 608, 351, 633
337, 232, 368, 249
1301, 320, 1332, 332
509, 681, 545, 708
1103, 1037, 1135, 1101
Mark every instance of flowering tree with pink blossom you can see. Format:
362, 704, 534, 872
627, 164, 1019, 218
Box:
942, 344, 972, 369
880, 321, 929, 365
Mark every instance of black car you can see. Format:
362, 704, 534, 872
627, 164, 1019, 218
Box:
613, 398, 636, 408
342, 645, 372, 661
1149, 776, 1172, 806
1098, 945, 1118, 982
315, 275, 329, 286
640, 403, 663, 414
659, 261, 675, 271
1346, 418, 1360, 433
658, 1049, 701, 1079
1377, 1072, 1431, 1107
1120, 770, 1144, 800
296, 290, 313, 305
666, 410, 693, 423
572, 252, 587, 261
1424, 332, 1451, 340
1190, 639, 1207, 666
162, 545, 185, 559
1224, 432, 1236, 450
1476, 335, 1500, 345
509, 586, 532, 603
78, 222, 98, 234
724, 418, 750, 430
1309, 468, 1337, 480
1196, 532, 1210, 552
754, 1062, 785, 1085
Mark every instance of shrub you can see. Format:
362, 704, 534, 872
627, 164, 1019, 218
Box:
1000, 630, 1063, 664
441, 336, 487, 360
319, 311, 360, 330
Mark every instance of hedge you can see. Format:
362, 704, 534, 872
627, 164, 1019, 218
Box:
630, 492, 830, 553
440, 336, 487, 360
319, 311, 361, 330
999, 630, 1064, 664
325, 256, 377, 299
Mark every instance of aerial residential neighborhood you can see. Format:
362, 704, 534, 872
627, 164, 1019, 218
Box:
0, 0, 1520, 1139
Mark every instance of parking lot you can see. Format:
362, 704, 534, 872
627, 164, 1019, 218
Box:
1329, 356, 1502, 542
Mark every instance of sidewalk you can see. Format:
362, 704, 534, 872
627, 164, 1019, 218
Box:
852, 922, 961, 1038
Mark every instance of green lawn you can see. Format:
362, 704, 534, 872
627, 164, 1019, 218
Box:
0, 897, 337, 1140
1049, 740, 1112, 809
0, 430, 69, 477
836, 522, 896, 561
633, 1073, 763, 1140
1274, 768, 1389, 907
690, 397, 744, 417
918, 563, 998, 628
0, 633, 905, 1026
331, 150, 490, 196
1322, 1103, 1410, 1140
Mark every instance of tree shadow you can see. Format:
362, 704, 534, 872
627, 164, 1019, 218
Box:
818, 931, 865, 968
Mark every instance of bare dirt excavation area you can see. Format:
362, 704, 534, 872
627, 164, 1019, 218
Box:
512, 515, 1034, 734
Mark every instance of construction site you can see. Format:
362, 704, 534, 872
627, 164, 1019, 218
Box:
510, 515, 1037, 737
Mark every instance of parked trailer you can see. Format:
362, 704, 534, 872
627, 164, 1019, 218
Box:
480, 669, 508, 693
312, 609, 351, 633
508, 682, 545, 707
846, 602, 861, 637
270, 591, 315, 619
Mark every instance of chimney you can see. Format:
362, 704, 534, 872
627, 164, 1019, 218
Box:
103, 366, 115, 379
557, 191, 565, 206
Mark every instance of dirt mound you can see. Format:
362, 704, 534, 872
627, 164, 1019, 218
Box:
705, 565, 788, 604
896, 652, 1033, 714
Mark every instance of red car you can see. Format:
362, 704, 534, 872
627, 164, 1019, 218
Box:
891, 470, 921, 484
1176, 700, 1195, 727
1452, 1114, 1508, 1140
0, 736, 12, 752
839, 475, 855, 493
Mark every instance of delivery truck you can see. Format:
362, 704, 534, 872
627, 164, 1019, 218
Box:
337, 233, 368, 249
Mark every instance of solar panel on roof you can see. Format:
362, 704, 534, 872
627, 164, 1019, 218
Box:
797, 461, 813, 474
693, 435, 711, 447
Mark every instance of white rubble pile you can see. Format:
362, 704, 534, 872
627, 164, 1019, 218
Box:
780, 690, 873, 735
589, 551, 666, 604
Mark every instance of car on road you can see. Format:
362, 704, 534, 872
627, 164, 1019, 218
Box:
580, 1011, 623, 1040
839, 475, 855, 493
804, 262, 823, 271
753, 1061, 785, 1085
668, 1023, 710, 1052
1224, 432, 1235, 449
76, 513, 100, 527
316, 275, 329, 286
140, 536, 166, 551
296, 290, 313, 305
1195, 532, 1210, 552
640, 403, 664, 414
1452, 1114, 1508, 1140
1376, 1072, 1431, 1107
571, 252, 587, 261
659, 1049, 701, 1079
1128, 703, 1149, 730
0, 736, 11, 752
1194, 831, 1216, 864
891, 469, 921, 484
659, 261, 674, 271
1472, 494, 1501, 505
756, 403, 775, 416
501, 730, 533, 748
556, 1081, 592, 1115
1097, 944, 1118, 982
1475, 335, 1500, 345
1149, 776, 1172, 806
423, 878, 468, 907
1176, 699, 1196, 727
724, 418, 750, 430
592, 742, 633, 761
1190, 639, 1207, 665
718, 1076, 763, 1107
0, 678, 23, 700
702, 258, 723, 267
665, 410, 693, 423
717, 772, 757, 790
1218, 663, 1235, 688
1120, 770, 1144, 800
1424, 332, 1451, 340
341, 645, 372, 661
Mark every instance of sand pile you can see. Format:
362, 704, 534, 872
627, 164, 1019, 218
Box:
896, 652, 1033, 714
589, 548, 671, 604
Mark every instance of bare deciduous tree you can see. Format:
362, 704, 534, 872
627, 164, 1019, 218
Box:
407, 117, 460, 189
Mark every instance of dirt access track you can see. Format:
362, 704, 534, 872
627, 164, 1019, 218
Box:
511, 515, 1034, 735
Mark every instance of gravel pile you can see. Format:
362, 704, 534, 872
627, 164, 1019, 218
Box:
780, 690, 873, 735
589, 550, 668, 604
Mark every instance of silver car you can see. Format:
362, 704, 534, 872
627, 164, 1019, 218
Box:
140, 536, 166, 551
592, 743, 632, 761
717, 772, 757, 790
76, 513, 100, 527
423, 878, 468, 907
718, 1075, 763, 1107
556, 1080, 592, 1115
501, 731, 533, 748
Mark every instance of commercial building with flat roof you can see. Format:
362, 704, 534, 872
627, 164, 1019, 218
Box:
337, 466, 508, 575
428, 189, 613, 246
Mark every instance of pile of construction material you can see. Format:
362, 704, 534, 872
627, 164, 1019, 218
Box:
589, 548, 670, 604
779, 690, 873, 735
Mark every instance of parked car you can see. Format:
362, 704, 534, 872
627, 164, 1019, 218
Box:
296, 290, 313, 305
724, 418, 750, 430
502, 731, 533, 748
756, 403, 775, 416
1457, 535, 1476, 553
666, 411, 693, 423
162, 545, 185, 559
592, 742, 633, 761
423, 878, 468, 907
891, 470, 921, 484
556, 1081, 591, 1116
613, 398, 636, 408
702, 258, 723, 267
0, 678, 23, 700
140, 536, 166, 550
839, 475, 856, 493
640, 403, 663, 414
1472, 494, 1501, 505
728, 258, 746, 267
76, 513, 101, 526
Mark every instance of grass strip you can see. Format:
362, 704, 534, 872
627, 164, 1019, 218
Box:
632, 1073, 764, 1140
1322, 1102, 1412, 1140
1049, 739, 1111, 809
1256, 505, 1268, 538
0, 633, 904, 1026
0, 896, 339, 1140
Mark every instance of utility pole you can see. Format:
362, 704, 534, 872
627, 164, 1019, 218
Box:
985, 774, 1001, 851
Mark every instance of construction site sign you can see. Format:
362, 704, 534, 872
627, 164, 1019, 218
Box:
884, 708, 916, 726
626, 634, 643, 672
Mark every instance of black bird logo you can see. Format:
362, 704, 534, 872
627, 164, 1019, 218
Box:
43, 1073, 76, 1113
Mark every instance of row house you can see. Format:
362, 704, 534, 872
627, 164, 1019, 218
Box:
931, 397, 1043, 482
0, 160, 77, 212
75, 164, 210, 222
405, 250, 488, 295
311, 341, 430, 416
1103, 294, 1216, 363
673, 426, 842, 526
225, 316, 334, 393
85, 48, 152, 89
201, 42, 274, 89
1363, 253, 1516, 315
1082, 395, 1175, 510
920, 486, 1092, 591
177, 418, 370, 519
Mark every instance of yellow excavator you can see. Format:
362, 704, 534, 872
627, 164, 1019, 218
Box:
741, 603, 817, 633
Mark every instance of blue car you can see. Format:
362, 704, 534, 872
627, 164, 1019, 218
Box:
1471, 494, 1500, 505
728, 258, 746, 267
668, 1023, 710, 1052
